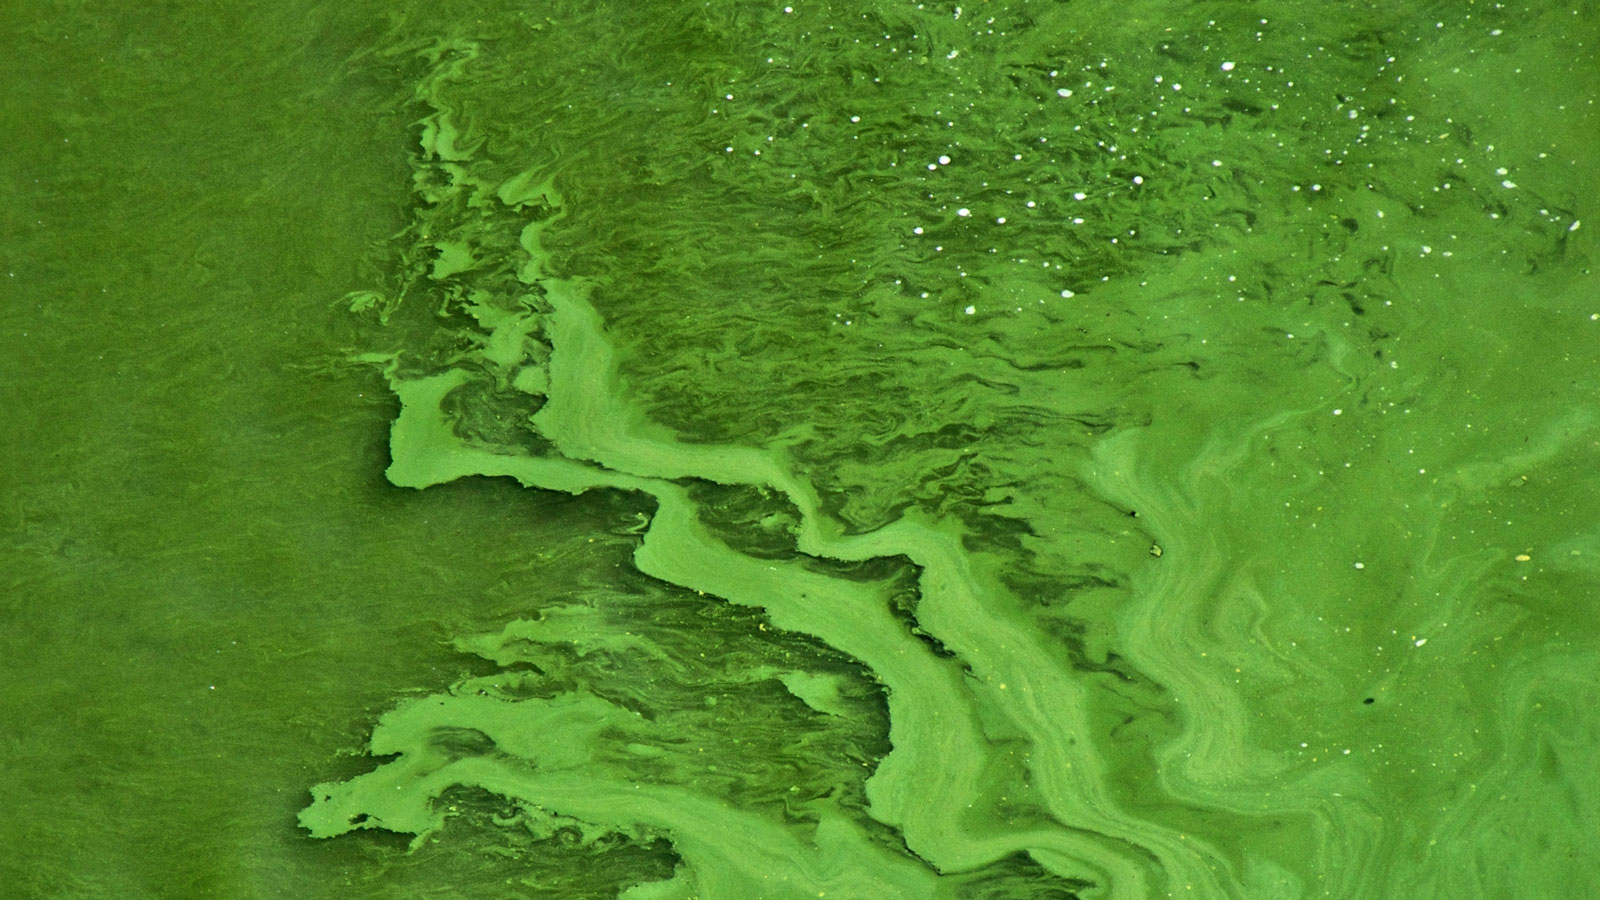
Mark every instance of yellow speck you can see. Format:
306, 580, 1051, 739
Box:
1514, 554, 1531, 562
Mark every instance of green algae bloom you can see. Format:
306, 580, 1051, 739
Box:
4, 1, 1597, 898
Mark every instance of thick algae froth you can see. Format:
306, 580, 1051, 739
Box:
303, 4, 1598, 899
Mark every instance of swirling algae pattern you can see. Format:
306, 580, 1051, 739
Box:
303, 3, 1597, 899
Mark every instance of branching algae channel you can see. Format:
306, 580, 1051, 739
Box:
4, 1, 1598, 899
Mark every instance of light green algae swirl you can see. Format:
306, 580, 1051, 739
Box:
303, 6, 1599, 898
308, 162, 1221, 899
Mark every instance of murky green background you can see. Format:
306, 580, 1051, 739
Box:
3, 1, 1596, 898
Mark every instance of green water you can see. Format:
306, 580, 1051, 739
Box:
3, 1, 1596, 898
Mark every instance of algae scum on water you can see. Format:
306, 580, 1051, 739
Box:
7, 1, 1597, 898
297, 3, 1597, 897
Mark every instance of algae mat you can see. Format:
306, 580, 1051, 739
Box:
3, 1, 1597, 898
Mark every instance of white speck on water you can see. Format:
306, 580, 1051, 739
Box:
1057, 88, 1073, 97
964, 305, 976, 314
1221, 61, 1236, 71
938, 154, 952, 165
957, 208, 971, 217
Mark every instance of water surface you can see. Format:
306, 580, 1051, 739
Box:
3, 2, 1596, 898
